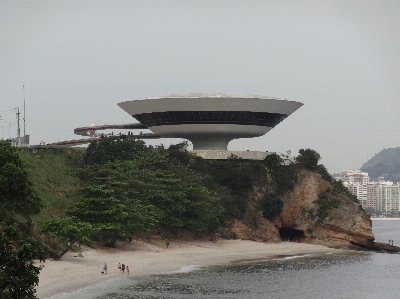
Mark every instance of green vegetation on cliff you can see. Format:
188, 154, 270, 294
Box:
6, 138, 361, 258
18, 141, 352, 228
18, 147, 84, 220
1, 141, 47, 299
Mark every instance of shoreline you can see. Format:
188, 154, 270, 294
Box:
371, 218, 400, 221
36, 239, 349, 298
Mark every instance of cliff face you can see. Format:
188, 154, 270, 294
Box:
279, 172, 375, 249
230, 171, 400, 251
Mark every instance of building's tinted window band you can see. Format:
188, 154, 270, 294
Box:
133, 111, 288, 127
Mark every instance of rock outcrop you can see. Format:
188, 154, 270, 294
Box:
230, 170, 400, 252
279, 171, 375, 249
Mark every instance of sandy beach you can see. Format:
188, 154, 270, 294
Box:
35, 238, 348, 298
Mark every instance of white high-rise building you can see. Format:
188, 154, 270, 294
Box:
374, 182, 400, 213
340, 170, 370, 208
340, 170, 370, 184
363, 181, 400, 213
343, 182, 368, 208
358, 184, 368, 208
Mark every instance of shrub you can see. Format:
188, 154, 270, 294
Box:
259, 192, 284, 221
316, 164, 333, 182
263, 154, 297, 194
315, 196, 339, 224
331, 180, 359, 203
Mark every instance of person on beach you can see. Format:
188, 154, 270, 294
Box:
126, 266, 130, 275
166, 240, 169, 248
121, 263, 125, 274
103, 263, 108, 274
118, 262, 121, 272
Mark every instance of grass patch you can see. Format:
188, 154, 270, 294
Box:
18, 147, 85, 221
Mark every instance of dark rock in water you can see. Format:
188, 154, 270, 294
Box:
364, 242, 400, 252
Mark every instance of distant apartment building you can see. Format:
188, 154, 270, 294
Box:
338, 169, 400, 213
367, 184, 377, 210
340, 170, 370, 208
359, 184, 368, 208
393, 187, 400, 211
374, 182, 400, 213
340, 170, 370, 184
343, 183, 368, 208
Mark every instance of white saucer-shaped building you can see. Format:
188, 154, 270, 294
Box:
118, 94, 303, 150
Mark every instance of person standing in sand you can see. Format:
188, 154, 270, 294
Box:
118, 262, 121, 272
121, 263, 125, 274
126, 266, 130, 275
103, 263, 107, 274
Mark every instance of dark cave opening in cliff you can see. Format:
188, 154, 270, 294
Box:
279, 227, 305, 242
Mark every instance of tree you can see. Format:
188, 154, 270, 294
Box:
68, 186, 130, 247
0, 141, 46, 298
83, 136, 150, 166
295, 148, 321, 170
0, 223, 47, 299
41, 216, 93, 260
294, 149, 333, 182
0, 141, 42, 222
180, 183, 223, 231
77, 138, 224, 238
76, 152, 224, 239
105, 159, 223, 231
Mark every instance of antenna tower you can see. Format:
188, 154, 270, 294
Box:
16, 107, 21, 140
23, 83, 26, 137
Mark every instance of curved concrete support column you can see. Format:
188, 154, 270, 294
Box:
187, 136, 233, 150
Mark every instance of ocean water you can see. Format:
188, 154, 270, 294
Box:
49, 220, 400, 299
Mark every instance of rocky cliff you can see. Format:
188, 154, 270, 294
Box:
230, 170, 400, 252
279, 171, 375, 249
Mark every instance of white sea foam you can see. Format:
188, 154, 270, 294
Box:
165, 265, 203, 274
273, 253, 316, 261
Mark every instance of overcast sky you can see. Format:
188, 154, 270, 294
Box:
1, 0, 400, 173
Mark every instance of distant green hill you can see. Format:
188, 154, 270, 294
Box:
360, 147, 400, 182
